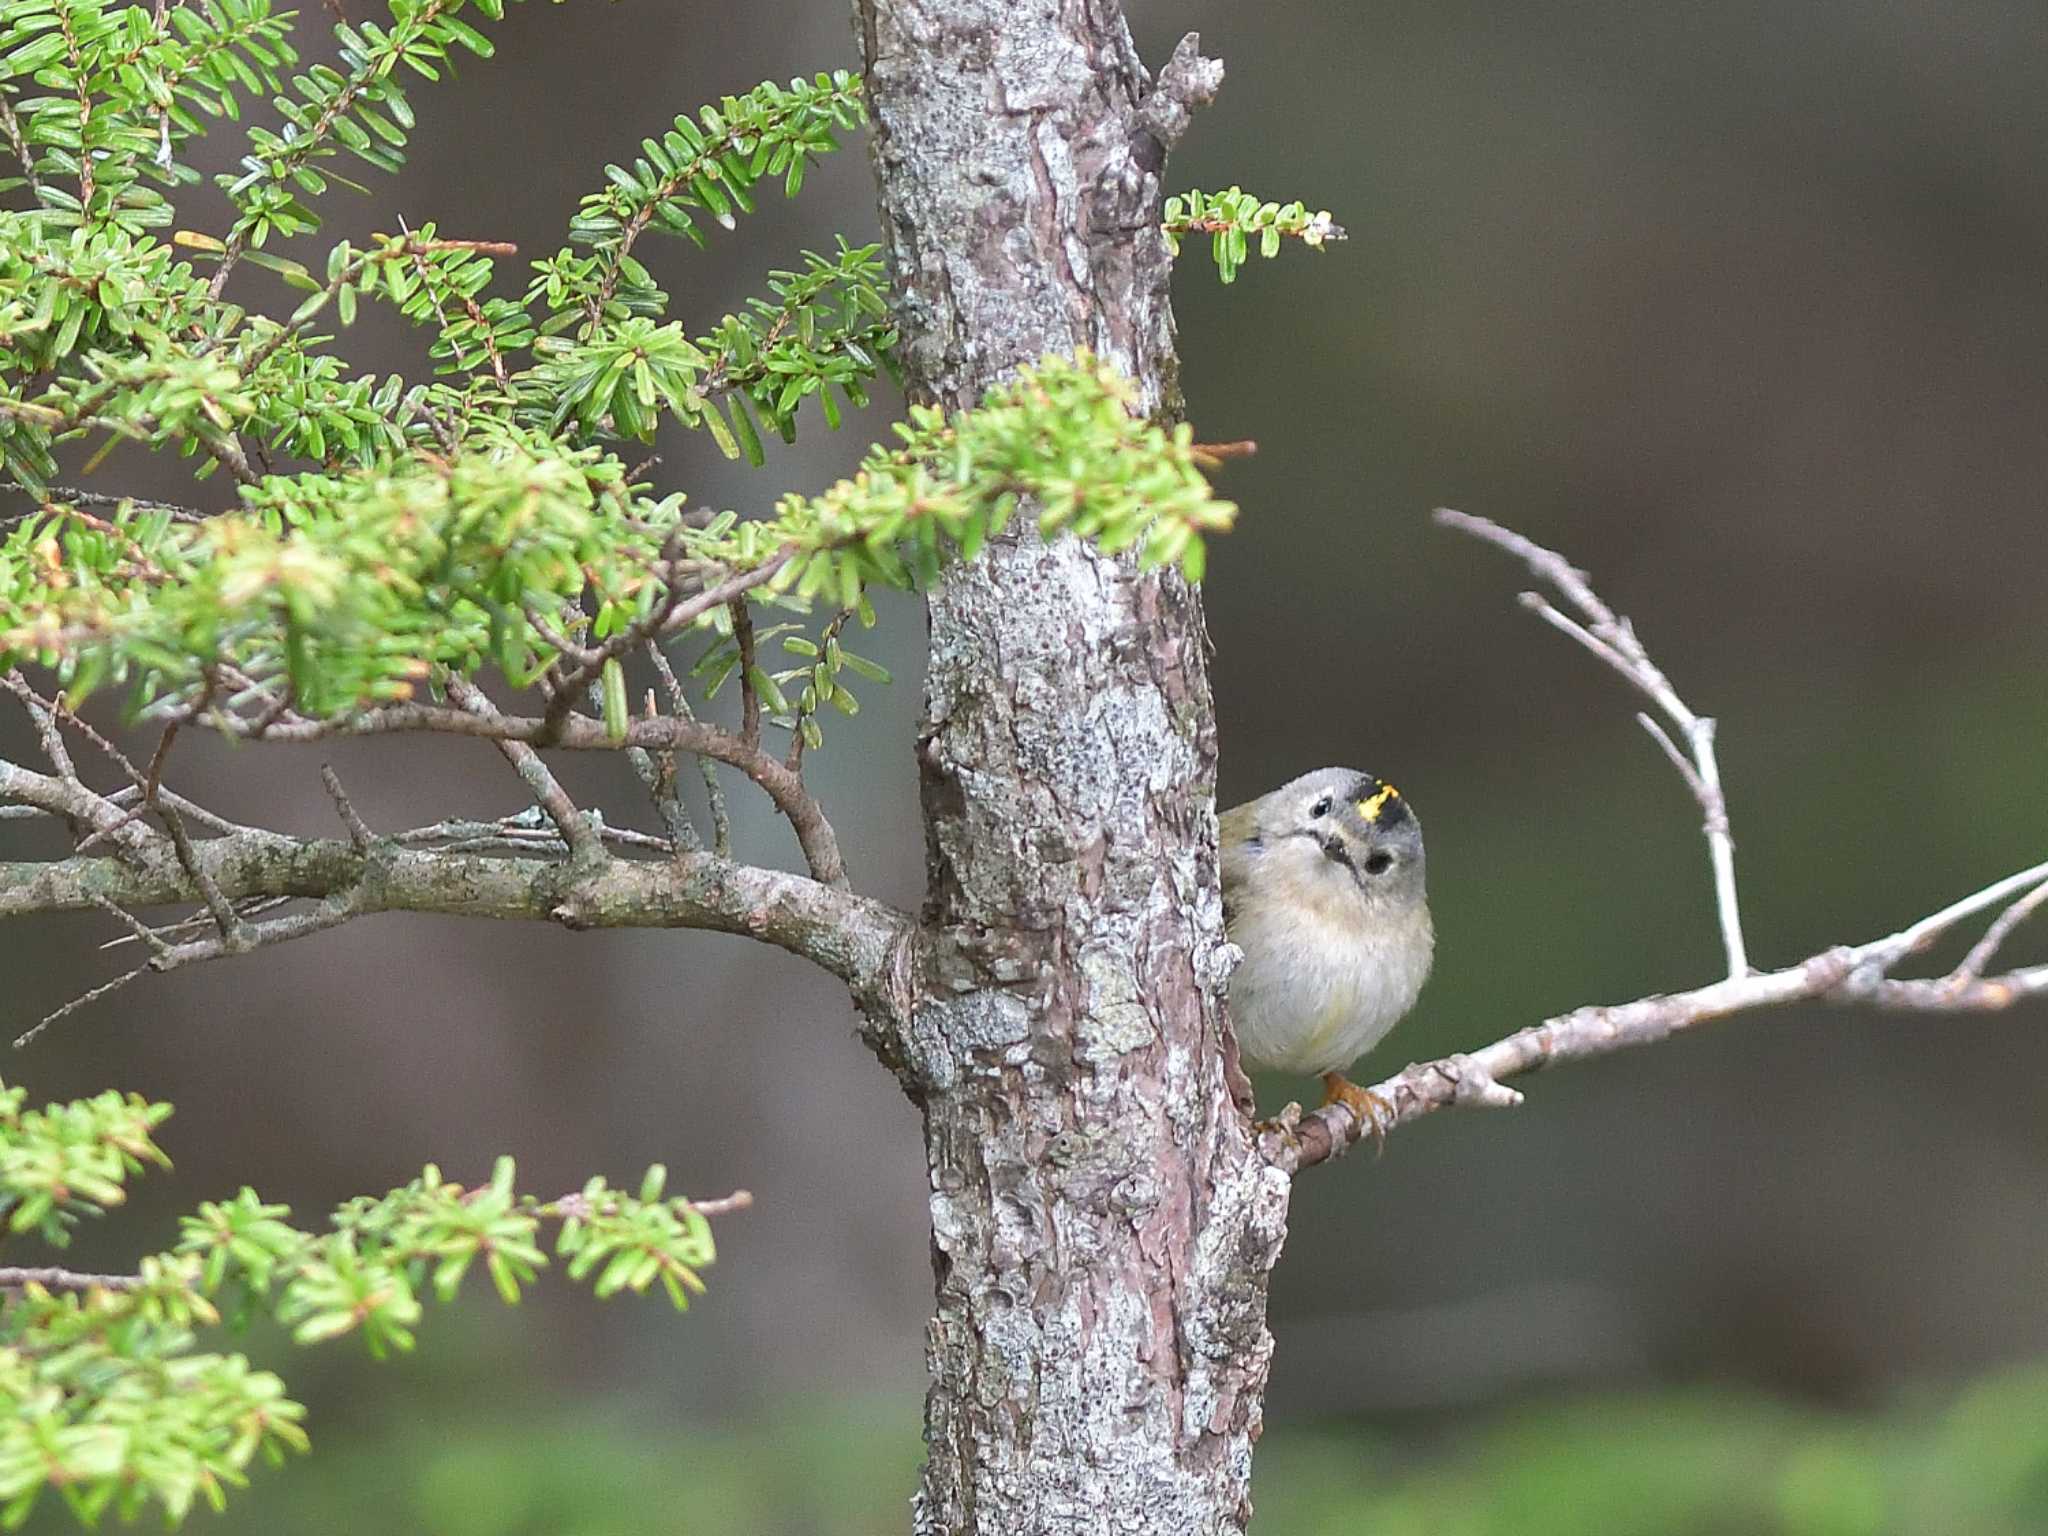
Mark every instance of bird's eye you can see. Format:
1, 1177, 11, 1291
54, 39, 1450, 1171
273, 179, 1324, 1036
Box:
1310, 796, 1332, 818
1363, 852, 1394, 875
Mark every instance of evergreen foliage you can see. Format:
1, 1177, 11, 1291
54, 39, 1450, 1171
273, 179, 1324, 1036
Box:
0, 1077, 722, 1529
1163, 185, 1343, 283
0, 0, 1340, 1525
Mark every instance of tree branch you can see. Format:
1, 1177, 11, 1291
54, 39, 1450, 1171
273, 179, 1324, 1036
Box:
0, 1265, 145, 1295
1271, 514, 2048, 1171
1133, 33, 1225, 151
0, 830, 914, 1015
1272, 857, 2048, 1170
193, 700, 846, 887
1435, 508, 1748, 978
534, 547, 796, 739
446, 677, 603, 863
649, 642, 730, 857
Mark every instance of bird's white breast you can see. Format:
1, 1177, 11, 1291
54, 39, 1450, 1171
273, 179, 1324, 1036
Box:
1227, 879, 1434, 1077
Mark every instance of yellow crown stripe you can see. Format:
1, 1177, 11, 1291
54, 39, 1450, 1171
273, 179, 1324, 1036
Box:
1357, 784, 1400, 822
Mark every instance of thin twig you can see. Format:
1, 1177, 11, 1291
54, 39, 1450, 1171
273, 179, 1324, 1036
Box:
446, 678, 603, 863
2, 670, 80, 785
319, 764, 376, 851
681, 1189, 754, 1217
1438, 508, 1748, 978
15, 964, 148, 1048
40, 485, 211, 523
197, 696, 843, 885
603, 681, 697, 853
87, 894, 172, 959
0, 1265, 144, 1294
1851, 858, 2048, 977
138, 721, 179, 812
1273, 510, 2047, 1169
0, 93, 43, 201
1634, 712, 1707, 802
150, 896, 360, 969
649, 642, 728, 857
157, 805, 240, 941
1274, 852, 2048, 1170
98, 895, 291, 951
732, 599, 761, 748
1952, 878, 2048, 985
96, 782, 249, 838
387, 815, 670, 855
538, 548, 796, 741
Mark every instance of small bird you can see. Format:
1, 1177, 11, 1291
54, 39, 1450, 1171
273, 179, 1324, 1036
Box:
1220, 766, 1434, 1138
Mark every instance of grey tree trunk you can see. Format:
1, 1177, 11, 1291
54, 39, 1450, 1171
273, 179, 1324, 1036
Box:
855, 4, 1294, 1531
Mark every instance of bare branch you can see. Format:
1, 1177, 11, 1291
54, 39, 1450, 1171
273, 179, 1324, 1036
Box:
680, 1189, 754, 1217
0, 1265, 144, 1295
38, 485, 212, 523
1272, 506, 2048, 1169
1634, 711, 1707, 802
0, 678, 245, 858
446, 678, 603, 863
319, 765, 376, 852
1855, 966, 2048, 1012
97, 895, 292, 953
157, 805, 240, 940
3, 669, 80, 786
1851, 856, 2048, 977
1272, 513, 2048, 1168
607, 679, 699, 853
193, 697, 844, 886
88, 893, 172, 959
1273, 852, 2048, 1169
1438, 508, 1748, 978
0, 756, 145, 853
388, 814, 669, 856
536, 548, 796, 740
732, 598, 761, 749
0, 829, 914, 1016
16, 964, 149, 1049
1133, 32, 1224, 149
649, 642, 729, 857
1950, 878, 2048, 985
100, 783, 249, 837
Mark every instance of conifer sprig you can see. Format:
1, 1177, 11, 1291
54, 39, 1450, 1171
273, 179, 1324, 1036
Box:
0, 1077, 734, 1530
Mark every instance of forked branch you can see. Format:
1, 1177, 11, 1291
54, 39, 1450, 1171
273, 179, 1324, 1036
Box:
1273, 514, 2048, 1171
1435, 507, 1747, 978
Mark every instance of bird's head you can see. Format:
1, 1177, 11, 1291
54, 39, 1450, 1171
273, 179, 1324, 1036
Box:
1234, 765, 1427, 914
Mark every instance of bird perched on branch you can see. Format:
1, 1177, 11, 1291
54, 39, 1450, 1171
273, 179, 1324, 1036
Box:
1220, 767, 1434, 1140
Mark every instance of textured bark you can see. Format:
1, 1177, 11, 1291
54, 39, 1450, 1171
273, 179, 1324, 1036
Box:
856, 5, 1289, 1532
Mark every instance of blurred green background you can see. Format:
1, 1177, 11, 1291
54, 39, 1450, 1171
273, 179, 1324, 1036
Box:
8, 0, 2048, 1530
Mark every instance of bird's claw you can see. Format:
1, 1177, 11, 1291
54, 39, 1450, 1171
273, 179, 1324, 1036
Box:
1320, 1072, 1396, 1156
1253, 1100, 1305, 1149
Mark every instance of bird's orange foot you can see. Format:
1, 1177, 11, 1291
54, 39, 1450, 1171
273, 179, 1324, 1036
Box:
1320, 1072, 1396, 1154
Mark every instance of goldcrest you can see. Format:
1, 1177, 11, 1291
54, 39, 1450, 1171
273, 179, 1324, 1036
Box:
1220, 766, 1433, 1132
